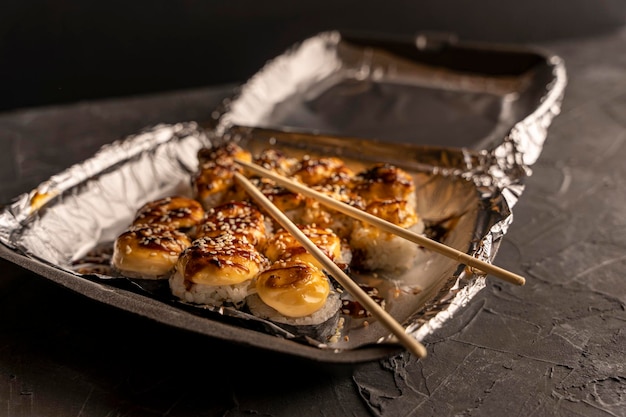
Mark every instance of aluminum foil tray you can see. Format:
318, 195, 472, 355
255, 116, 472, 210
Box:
0, 31, 566, 363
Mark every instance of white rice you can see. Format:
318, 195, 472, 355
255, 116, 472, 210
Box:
169, 269, 254, 307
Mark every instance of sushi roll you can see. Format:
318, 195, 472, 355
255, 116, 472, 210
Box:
254, 259, 334, 317
349, 198, 425, 272
131, 195, 205, 233
292, 155, 358, 237
192, 143, 252, 209
192, 160, 247, 210
195, 200, 272, 251
111, 224, 192, 279
347, 163, 424, 272
246, 259, 342, 338
169, 234, 268, 307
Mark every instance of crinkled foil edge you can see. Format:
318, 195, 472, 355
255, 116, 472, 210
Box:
409, 56, 567, 341
0, 122, 210, 258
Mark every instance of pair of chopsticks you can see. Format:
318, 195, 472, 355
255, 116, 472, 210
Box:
233, 158, 526, 358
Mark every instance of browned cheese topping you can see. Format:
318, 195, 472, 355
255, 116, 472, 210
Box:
111, 224, 192, 279
293, 155, 354, 187
255, 259, 330, 317
121, 225, 191, 254
253, 148, 299, 176
193, 161, 243, 204
351, 163, 415, 203
196, 201, 268, 250
193, 143, 254, 210
179, 234, 268, 285
132, 196, 205, 230
265, 225, 342, 267
363, 199, 418, 229
197, 142, 252, 166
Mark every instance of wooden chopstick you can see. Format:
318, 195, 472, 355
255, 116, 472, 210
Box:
233, 172, 428, 358
234, 158, 526, 286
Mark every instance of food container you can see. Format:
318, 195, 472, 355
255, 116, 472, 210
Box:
0, 31, 566, 363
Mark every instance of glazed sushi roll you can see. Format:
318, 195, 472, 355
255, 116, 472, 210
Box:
349, 198, 425, 272
192, 143, 252, 209
192, 160, 247, 210
292, 155, 358, 237
111, 224, 192, 279
169, 234, 268, 307
246, 259, 342, 337
347, 162, 424, 272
